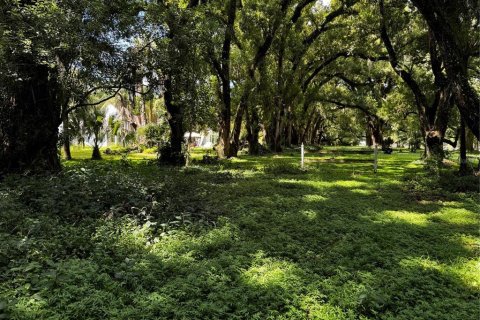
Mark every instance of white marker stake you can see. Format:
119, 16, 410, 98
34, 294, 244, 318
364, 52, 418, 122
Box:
301, 143, 305, 169
374, 143, 378, 173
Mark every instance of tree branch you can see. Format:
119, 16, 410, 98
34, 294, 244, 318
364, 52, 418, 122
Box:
291, 0, 317, 24
379, 0, 428, 126
67, 88, 122, 115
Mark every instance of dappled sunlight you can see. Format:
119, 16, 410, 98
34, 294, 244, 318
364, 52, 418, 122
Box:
350, 188, 377, 195
2, 148, 478, 319
241, 252, 302, 289
334, 180, 368, 188
10, 296, 49, 320
303, 194, 328, 202
301, 209, 318, 220
276, 178, 369, 190
399, 256, 480, 289
382, 210, 430, 226
429, 208, 480, 225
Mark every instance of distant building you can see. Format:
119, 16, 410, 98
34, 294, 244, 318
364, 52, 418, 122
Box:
184, 130, 218, 148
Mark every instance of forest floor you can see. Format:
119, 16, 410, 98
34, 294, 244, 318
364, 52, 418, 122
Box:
0, 147, 479, 319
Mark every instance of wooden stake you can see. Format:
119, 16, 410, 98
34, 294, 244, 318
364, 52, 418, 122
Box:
301, 143, 305, 169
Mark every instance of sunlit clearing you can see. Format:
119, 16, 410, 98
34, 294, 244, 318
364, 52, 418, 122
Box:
384, 210, 429, 226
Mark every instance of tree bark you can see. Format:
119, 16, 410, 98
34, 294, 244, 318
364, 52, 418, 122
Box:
410, 0, 480, 140
63, 116, 72, 160
162, 77, 185, 165
379, 1, 452, 162
246, 107, 261, 155
367, 116, 384, 147
228, 93, 247, 157
91, 144, 102, 160
211, 0, 237, 158
0, 63, 61, 173
228, 0, 292, 157
459, 116, 468, 175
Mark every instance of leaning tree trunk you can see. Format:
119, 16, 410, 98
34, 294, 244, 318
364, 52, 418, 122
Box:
0, 64, 61, 173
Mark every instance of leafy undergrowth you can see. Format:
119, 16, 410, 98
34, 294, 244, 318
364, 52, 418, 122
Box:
0, 149, 478, 319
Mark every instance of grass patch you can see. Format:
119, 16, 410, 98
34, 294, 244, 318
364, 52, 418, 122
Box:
1, 147, 478, 319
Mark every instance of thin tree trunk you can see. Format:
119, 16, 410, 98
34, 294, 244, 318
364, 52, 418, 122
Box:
459, 116, 468, 175
63, 116, 72, 160
246, 106, 261, 155
228, 92, 247, 157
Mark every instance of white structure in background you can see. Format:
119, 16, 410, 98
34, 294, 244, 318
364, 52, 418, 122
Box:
184, 129, 218, 148
82, 104, 120, 147
358, 139, 367, 147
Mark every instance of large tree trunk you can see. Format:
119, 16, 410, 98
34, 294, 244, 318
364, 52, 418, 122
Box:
310, 115, 322, 145
423, 87, 452, 162
300, 107, 314, 144
228, 0, 290, 157
425, 130, 444, 161
268, 108, 283, 152
366, 125, 374, 147
410, 0, 480, 140
0, 63, 61, 173
380, 1, 452, 164
219, 0, 237, 157
162, 77, 185, 165
91, 143, 102, 160
228, 93, 247, 158
367, 117, 384, 147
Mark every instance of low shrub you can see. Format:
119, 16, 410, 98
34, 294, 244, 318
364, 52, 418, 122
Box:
263, 162, 305, 175
403, 169, 479, 199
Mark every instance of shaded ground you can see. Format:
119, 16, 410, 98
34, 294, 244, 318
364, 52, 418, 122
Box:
0, 148, 478, 319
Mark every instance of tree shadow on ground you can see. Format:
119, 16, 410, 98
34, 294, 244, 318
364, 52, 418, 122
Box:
2, 152, 479, 319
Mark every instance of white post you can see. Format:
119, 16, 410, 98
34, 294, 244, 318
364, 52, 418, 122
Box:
374, 143, 378, 173
301, 143, 305, 169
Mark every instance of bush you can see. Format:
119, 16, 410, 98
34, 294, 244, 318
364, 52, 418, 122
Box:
143, 147, 158, 154
438, 172, 479, 193
403, 169, 479, 199
143, 124, 169, 148
200, 152, 220, 165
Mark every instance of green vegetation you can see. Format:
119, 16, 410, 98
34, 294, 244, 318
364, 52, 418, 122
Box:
1, 1, 479, 319
1, 148, 478, 320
